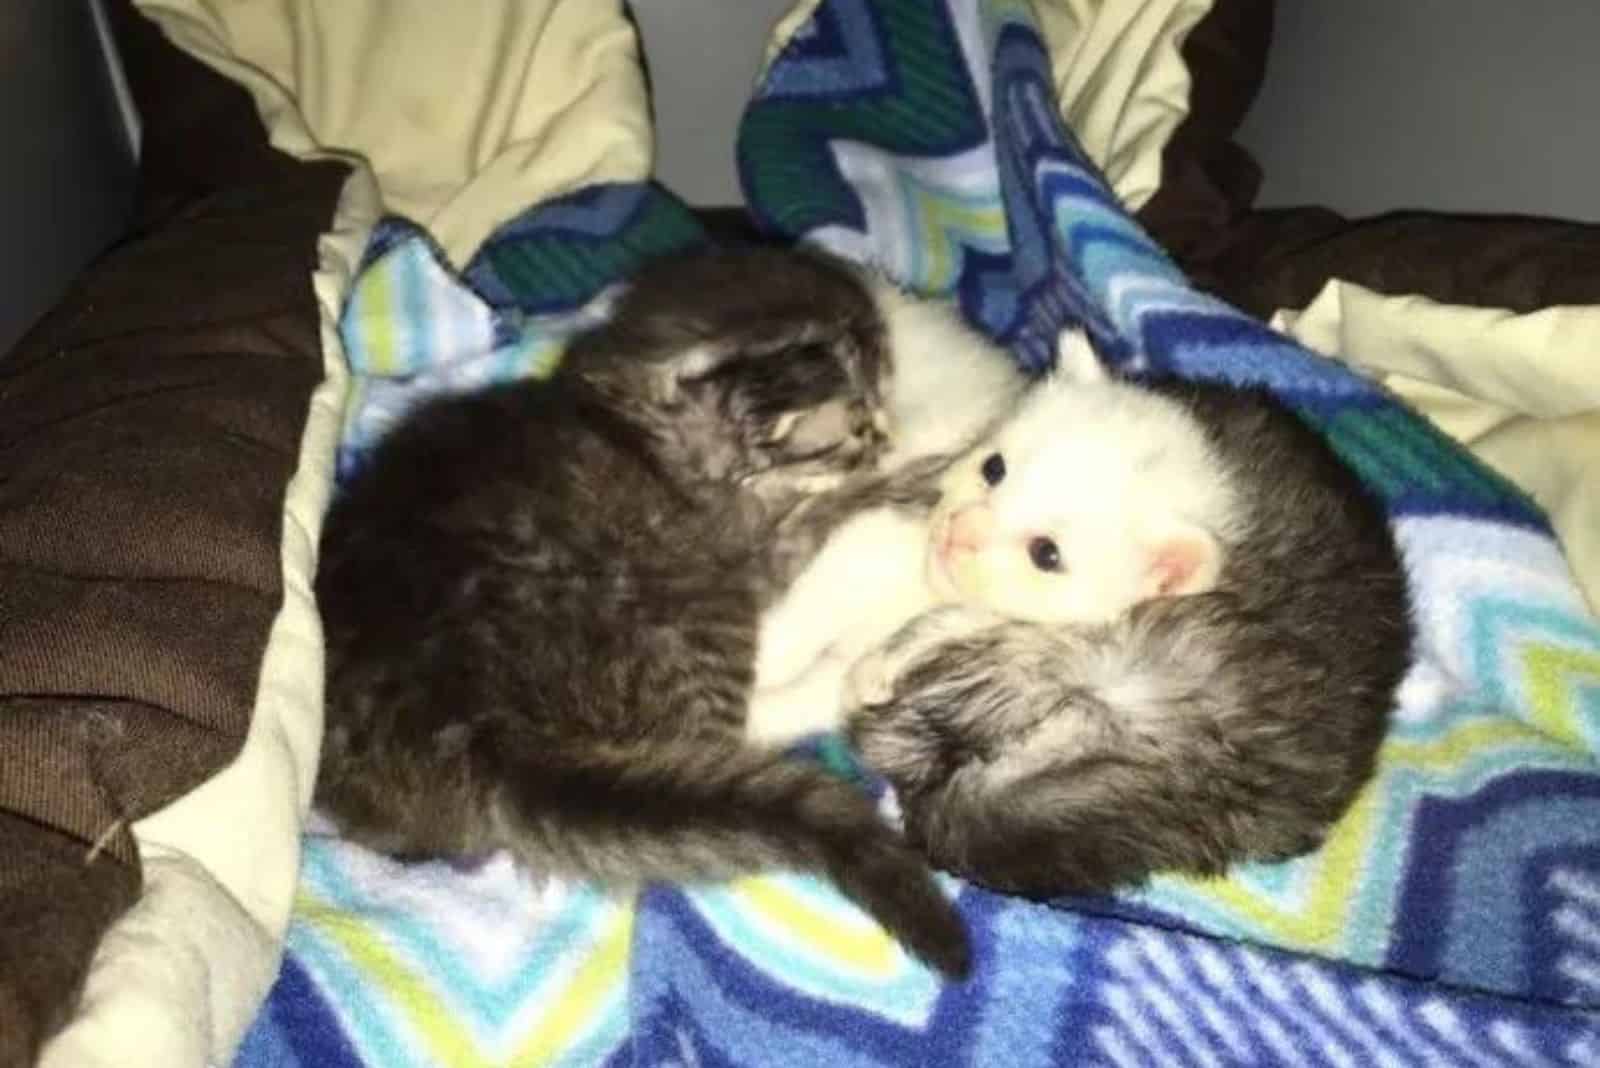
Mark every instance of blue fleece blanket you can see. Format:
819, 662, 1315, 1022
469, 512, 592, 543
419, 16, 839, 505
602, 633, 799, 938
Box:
238, 2, 1600, 1064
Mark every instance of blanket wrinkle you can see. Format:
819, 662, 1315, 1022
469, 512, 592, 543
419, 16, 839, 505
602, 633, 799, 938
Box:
135, 0, 652, 264
1274, 278, 1600, 616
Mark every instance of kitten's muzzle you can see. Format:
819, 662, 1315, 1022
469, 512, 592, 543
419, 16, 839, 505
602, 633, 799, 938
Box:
943, 505, 994, 557
930, 505, 993, 600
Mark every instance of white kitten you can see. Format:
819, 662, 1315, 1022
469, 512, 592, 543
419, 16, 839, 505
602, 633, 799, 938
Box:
746, 313, 1240, 747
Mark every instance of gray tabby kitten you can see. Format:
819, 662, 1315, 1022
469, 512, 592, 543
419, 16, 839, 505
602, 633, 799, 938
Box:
845, 376, 1414, 898
314, 247, 970, 976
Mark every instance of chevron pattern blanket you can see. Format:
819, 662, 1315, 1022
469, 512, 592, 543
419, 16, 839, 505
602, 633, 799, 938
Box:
237, 1, 1600, 1064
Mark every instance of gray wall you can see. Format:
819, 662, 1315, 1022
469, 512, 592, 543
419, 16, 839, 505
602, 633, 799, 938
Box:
629, 0, 796, 208
0, 0, 138, 357
634, 0, 1600, 221
1237, 0, 1600, 222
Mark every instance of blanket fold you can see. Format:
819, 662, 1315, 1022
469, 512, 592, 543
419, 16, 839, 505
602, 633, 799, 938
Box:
135, 0, 653, 264
1275, 278, 1600, 614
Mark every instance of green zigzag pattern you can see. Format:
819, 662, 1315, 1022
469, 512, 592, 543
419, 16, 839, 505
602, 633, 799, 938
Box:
474, 190, 705, 310
1306, 404, 1541, 518
740, 1, 988, 237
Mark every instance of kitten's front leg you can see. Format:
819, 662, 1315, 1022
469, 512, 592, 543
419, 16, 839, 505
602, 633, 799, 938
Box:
755, 505, 932, 686
745, 650, 857, 748
752, 579, 850, 693
845, 605, 1004, 710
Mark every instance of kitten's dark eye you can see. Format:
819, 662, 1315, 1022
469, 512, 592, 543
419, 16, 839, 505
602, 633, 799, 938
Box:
980, 453, 1006, 486
1028, 537, 1062, 573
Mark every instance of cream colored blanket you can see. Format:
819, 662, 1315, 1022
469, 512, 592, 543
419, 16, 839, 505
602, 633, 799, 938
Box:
133, 0, 654, 264
1275, 281, 1600, 615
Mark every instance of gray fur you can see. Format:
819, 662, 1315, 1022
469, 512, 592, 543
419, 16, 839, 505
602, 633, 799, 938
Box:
314, 247, 970, 976
847, 377, 1413, 898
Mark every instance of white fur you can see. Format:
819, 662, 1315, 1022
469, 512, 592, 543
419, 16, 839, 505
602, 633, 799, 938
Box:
752, 507, 931, 691
869, 280, 1030, 470
1053, 326, 1105, 385
745, 294, 1239, 748
745, 283, 1026, 745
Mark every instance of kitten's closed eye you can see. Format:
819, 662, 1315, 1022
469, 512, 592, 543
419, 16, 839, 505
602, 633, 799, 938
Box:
1028, 536, 1062, 572
981, 453, 1006, 486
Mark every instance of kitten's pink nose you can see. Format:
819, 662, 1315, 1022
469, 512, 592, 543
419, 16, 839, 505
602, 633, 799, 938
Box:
946, 506, 994, 554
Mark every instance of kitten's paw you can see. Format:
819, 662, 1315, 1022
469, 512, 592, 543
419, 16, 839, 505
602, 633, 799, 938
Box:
849, 605, 1004, 710
747, 653, 854, 747
844, 649, 898, 710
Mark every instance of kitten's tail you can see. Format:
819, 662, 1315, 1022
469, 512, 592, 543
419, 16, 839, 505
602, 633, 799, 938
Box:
484, 736, 971, 978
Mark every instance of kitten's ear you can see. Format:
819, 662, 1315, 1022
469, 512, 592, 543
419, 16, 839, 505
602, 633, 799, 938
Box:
1053, 329, 1107, 385
1141, 523, 1222, 598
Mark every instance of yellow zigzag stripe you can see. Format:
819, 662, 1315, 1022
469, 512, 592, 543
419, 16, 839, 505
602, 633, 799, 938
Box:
733, 877, 901, 974
920, 203, 1003, 290
513, 907, 633, 1065
1522, 643, 1600, 751
359, 262, 398, 376
904, 181, 1005, 292
300, 903, 478, 1065
299, 900, 631, 1067
1172, 718, 1545, 948
1182, 778, 1378, 952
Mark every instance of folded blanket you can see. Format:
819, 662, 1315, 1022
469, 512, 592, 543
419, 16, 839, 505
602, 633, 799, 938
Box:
1274, 278, 1600, 616
135, 0, 652, 264
239, 0, 1600, 1064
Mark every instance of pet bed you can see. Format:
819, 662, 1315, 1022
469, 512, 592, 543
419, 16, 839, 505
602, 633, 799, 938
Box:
7, 1, 1599, 1065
